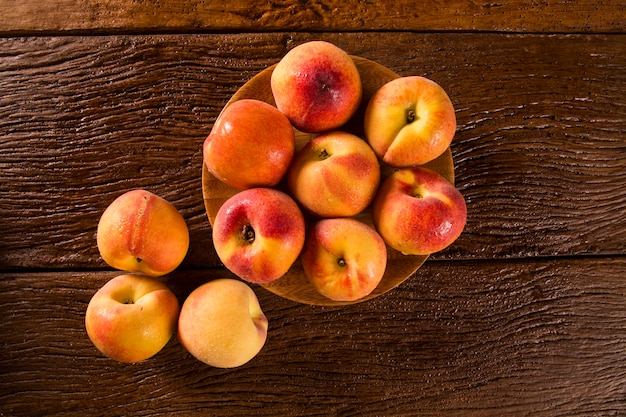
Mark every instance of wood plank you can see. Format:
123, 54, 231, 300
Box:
1, 257, 624, 416
0, 0, 624, 35
0, 33, 624, 270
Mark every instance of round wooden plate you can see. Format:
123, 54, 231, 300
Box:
202, 56, 454, 306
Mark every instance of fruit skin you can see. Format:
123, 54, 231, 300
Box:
270, 41, 362, 133
178, 278, 268, 368
203, 98, 295, 190
97, 189, 189, 277
372, 166, 466, 255
212, 188, 306, 284
287, 131, 380, 218
301, 218, 387, 302
364, 76, 456, 167
85, 274, 180, 363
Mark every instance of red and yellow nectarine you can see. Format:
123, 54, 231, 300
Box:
301, 218, 387, 302
271, 41, 362, 133
373, 166, 466, 255
212, 188, 306, 285
364, 76, 456, 167
85, 274, 180, 363
96, 190, 189, 277
287, 131, 380, 218
203, 99, 295, 190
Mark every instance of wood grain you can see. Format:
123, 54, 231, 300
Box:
1, 258, 624, 416
0, 0, 624, 35
1, 33, 624, 271
1, 2, 624, 416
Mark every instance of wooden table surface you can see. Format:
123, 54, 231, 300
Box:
1, 1, 625, 416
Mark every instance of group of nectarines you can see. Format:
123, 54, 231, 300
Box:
85, 40, 467, 369
204, 40, 467, 303
87, 190, 268, 368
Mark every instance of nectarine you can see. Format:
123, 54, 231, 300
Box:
178, 279, 268, 368
96, 190, 189, 277
372, 166, 466, 255
301, 218, 387, 302
364, 76, 456, 167
85, 274, 180, 363
271, 41, 362, 133
203, 99, 295, 190
287, 131, 380, 218
212, 188, 306, 284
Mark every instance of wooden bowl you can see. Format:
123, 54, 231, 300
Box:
202, 56, 454, 306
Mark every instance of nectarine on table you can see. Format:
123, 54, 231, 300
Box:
96, 189, 189, 277
178, 278, 268, 368
85, 274, 180, 363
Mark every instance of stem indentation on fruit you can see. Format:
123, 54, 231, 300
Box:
242, 224, 255, 244
318, 148, 331, 160
406, 107, 416, 124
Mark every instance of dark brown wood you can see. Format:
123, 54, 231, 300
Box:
1, 2, 625, 415
1, 258, 624, 416
0, 0, 624, 35
1, 33, 624, 271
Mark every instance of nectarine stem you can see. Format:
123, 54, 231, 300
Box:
318, 149, 330, 160
412, 185, 424, 199
337, 258, 346, 268
241, 224, 255, 244
406, 108, 416, 123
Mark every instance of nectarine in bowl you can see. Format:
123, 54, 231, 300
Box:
202, 55, 454, 306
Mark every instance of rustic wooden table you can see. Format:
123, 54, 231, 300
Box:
1, 1, 625, 416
